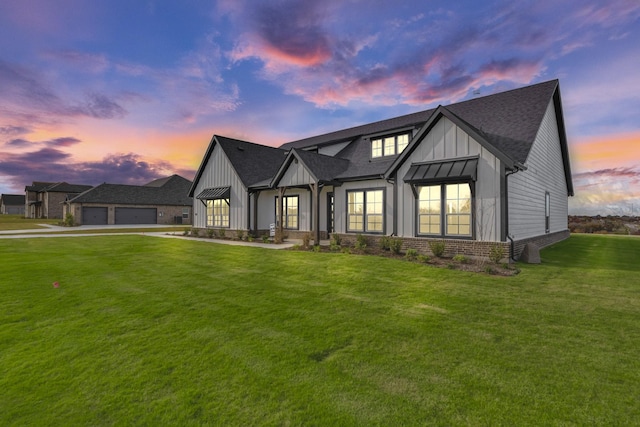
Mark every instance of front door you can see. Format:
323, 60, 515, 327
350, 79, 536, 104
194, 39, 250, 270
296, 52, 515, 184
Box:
327, 192, 334, 233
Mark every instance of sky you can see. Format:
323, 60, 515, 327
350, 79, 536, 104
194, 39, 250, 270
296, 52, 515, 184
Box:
0, 0, 638, 216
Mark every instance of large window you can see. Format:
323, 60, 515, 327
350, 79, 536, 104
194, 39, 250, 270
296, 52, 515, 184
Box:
371, 133, 409, 158
276, 195, 299, 230
417, 183, 472, 237
206, 198, 229, 227
347, 189, 384, 233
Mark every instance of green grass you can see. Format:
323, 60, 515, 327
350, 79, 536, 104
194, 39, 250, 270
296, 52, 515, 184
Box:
0, 214, 59, 230
1, 234, 639, 425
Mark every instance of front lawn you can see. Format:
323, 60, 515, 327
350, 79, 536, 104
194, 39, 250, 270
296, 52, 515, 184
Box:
0, 214, 59, 230
1, 234, 638, 425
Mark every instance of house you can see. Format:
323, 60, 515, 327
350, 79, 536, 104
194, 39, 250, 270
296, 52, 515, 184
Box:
189, 80, 573, 259
0, 194, 26, 215
63, 175, 193, 225
25, 182, 93, 219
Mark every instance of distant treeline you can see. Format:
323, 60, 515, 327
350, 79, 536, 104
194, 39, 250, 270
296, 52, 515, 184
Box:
569, 215, 640, 235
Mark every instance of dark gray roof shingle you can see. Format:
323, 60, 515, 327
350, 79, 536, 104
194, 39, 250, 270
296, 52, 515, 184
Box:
69, 175, 192, 206
1, 194, 25, 205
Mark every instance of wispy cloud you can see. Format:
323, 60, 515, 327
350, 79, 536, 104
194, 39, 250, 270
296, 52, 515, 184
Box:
0, 147, 191, 190
570, 166, 640, 215
0, 60, 128, 124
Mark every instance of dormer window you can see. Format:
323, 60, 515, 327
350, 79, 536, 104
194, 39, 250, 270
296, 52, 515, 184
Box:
371, 133, 409, 158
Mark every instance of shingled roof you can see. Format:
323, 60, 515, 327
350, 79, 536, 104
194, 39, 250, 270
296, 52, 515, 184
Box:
192, 80, 572, 195
69, 175, 192, 205
279, 79, 571, 193
189, 135, 288, 196
1, 194, 25, 205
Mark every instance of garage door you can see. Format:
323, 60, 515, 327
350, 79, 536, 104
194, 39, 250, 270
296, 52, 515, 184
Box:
115, 207, 157, 224
82, 207, 108, 225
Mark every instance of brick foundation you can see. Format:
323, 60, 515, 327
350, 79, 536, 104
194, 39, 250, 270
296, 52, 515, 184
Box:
332, 230, 570, 262
333, 233, 510, 262
511, 230, 570, 259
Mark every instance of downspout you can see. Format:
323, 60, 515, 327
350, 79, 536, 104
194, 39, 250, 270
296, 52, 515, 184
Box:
505, 161, 527, 261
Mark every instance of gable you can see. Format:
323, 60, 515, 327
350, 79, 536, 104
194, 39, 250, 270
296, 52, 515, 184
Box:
277, 158, 315, 187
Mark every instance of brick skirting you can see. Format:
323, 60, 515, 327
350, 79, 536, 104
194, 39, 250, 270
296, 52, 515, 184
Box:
511, 230, 570, 259
333, 229, 570, 262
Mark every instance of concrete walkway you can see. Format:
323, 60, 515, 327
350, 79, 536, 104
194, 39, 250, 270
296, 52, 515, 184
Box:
0, 224, 313, 249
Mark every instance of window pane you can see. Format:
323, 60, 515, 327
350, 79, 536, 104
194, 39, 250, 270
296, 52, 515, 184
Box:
418, 185, 441, 235
348, 191, 364, 232
372, 139, 382, 158
366, 214, 383, 232
445, 184, 471, 236
384, 137, 395, 156
397, 134, 409, 152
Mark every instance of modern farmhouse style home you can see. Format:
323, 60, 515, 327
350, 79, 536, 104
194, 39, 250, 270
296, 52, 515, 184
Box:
189, 80, 573, 259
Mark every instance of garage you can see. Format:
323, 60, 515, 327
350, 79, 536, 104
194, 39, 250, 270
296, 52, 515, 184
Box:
82, 207, 108, 225
115, 207, 157, 224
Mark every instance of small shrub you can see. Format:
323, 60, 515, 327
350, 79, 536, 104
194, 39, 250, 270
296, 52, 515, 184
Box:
206, 228, 216, 238
218, 228, 226, 239
428, 240, 446, 257
183, 228, 190, 236
236, 230, 245, 240
64, 213, 75, 227
262, 234, 270, 243
247, 234, 255, 242
417, 254, 431, 263
453, 254, 468, 264
292, 244, 301, 250
341, 247, 351, 254
191, 228, 201, 237
489, 244, 505, 264
354, 234, 368, 251
484, 265, 495, 274
329, 235, 341, 251
405, 248, 418, 260
313, 245, 321, 252
447, 262, 457, 269
379, 236, 391, 250
389, 238, 403, 255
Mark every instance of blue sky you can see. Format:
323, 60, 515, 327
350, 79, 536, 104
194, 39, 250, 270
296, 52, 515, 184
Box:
1, 0, 639, 215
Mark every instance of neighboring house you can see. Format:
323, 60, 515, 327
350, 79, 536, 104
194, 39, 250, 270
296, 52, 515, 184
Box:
0, 194, 26, 215
63, 175, 193, 225
189, 80, 573, 259
25, 182, 93, 219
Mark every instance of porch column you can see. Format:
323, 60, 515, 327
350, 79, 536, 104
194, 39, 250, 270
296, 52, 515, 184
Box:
277, 187, 286, 238
252, 191, 260, 236
310, 181, 321, 246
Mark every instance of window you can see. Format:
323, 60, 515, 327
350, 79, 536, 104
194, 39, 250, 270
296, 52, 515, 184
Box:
446, 184, 471, 236
182, 207, 189, 219
545, 192, 550, 233
206, 198, 229, 227
371, 133, 410, 158
418, 185, 441, 235
347, 189, 384, 233
275, 195, 299, 229
417, 183, 472, 237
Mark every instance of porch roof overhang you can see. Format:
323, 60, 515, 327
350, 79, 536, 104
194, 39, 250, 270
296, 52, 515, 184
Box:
403, 157, 478, 184
195, 186, 230, 200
